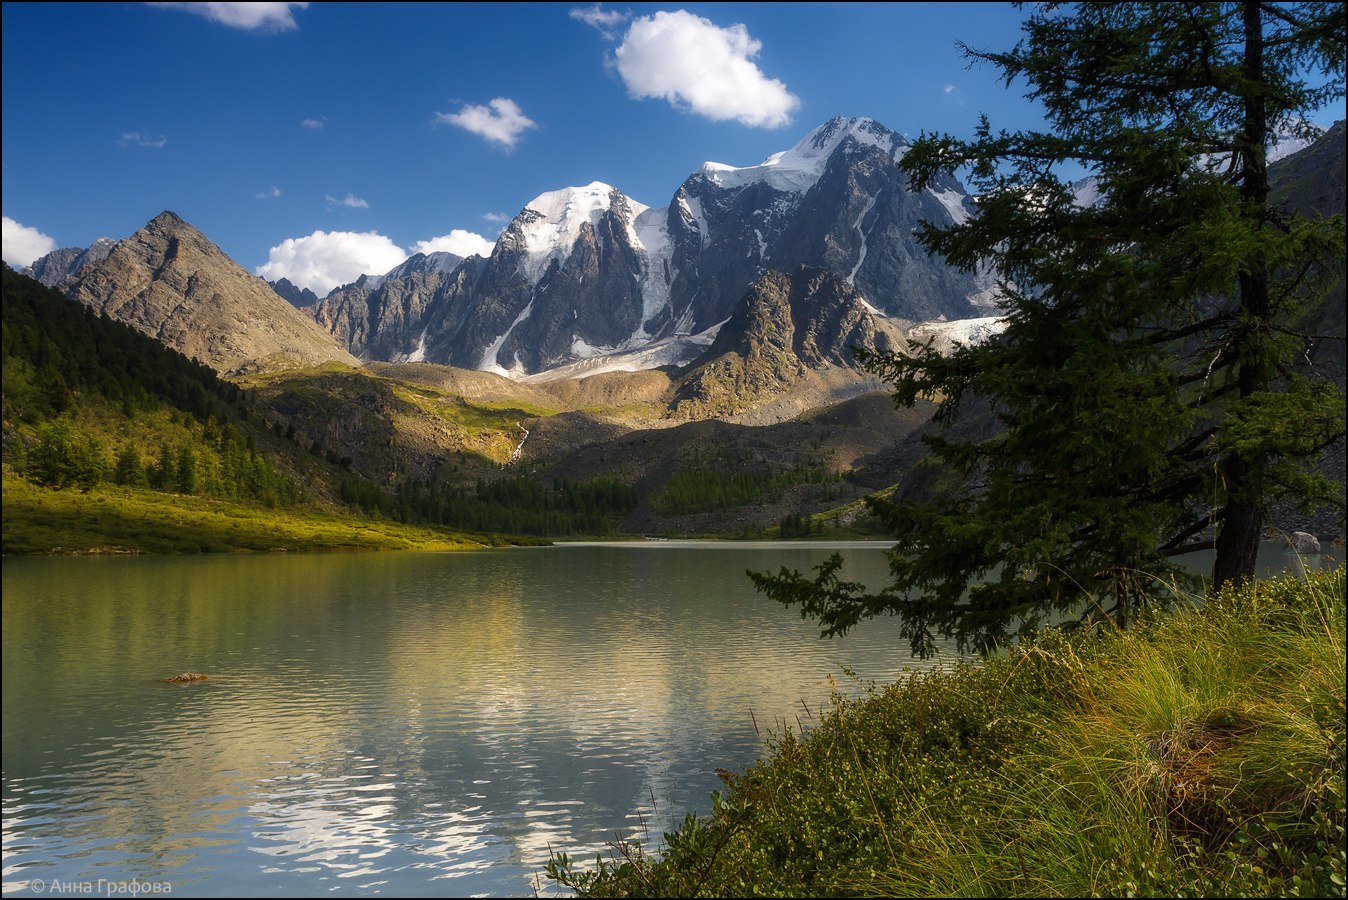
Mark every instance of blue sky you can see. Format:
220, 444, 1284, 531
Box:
3, 3, 1335, 294
1, 2, 1050, 289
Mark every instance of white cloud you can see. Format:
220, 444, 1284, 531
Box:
411, 230, 496, 259
570, 4, 628, 39
435, 98, 538, 149
255, 186, 282, 199
119, 131, 167, 148
613, 10, 799, 128
943, 84, 956, 95
147, 2, 309, 31
326, 193, 369, 209
481, 212, 512, 223
301, 117, 326, 129
256, 230, 408, 296
2, 216, 57, 267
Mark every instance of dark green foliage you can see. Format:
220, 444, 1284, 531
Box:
777, 513, 814, 538
112, 445, 148, 487
27, 419, 106, 491
653, 460, 835, 516
176, 445, 197, 494
0, 267, 240, 424
340, 473, 638, 536
755, 2, 1346, 656
2, 267, 297, 507
151, 443, 176, 490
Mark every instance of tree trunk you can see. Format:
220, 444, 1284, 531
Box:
1212, 0, 1270, 592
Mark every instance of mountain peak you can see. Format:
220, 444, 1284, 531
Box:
523, 181, 640, 222
697, 116, 908, 195
147, 210, 188, 230
64, 211, 358, 374
803, 116, 897, 149
512, 181, 649, 285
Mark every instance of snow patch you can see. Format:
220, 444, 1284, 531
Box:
1070, 176, 1104, 209
906, 316, 1006, 355
632, 206, 673, 338
479, 301, 534, 377
524, 320, 725, 383
404, 326, 429, 364
846, 194, 878, 285
697, 117, 906, 195
516, 182, 647, 284
928, 187, 971, 225
678, 193, 709, 248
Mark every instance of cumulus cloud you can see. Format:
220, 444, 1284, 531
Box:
2, 216, 57, 267
435, 98, 538, 149
255, 186, 282, 199
119, 131, 167, 148
481, 211, 512, 224
256, 231, 408, 296
570, 4, 628, 39
326, 193, 369, 209
147, 2, 309, 31
411, 230, 496, 259
613, 10, 799, 128
301, 117, 326, 129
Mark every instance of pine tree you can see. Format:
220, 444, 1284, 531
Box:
113, 445, 148, 487
152, 443, 176, 490
753, 2, 1345, 656
176, 445, 197, 495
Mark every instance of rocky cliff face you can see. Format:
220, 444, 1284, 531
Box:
63, 211, 359, 374
309, 251, 465, 363
22, 238, 116, 288
307, 117, 990, 378
270, 277, 320, 308
670, 266, 905, 419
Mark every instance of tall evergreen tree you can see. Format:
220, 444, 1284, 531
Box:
754, 2, 1345, 656
113, 445, 148, 487
176, 445, 197, 495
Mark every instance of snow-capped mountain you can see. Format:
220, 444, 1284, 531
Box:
310, 116, 993, 378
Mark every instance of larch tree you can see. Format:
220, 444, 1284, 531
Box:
753, 2, 1346, 656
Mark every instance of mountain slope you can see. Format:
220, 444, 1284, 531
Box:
305, 117, 990, 378
671, 266, 903, 421
21, 238, 116, 288
63, 211, 359, 375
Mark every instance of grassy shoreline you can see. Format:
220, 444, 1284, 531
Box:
548, 568, 1347, 898
1, 473, 514, 554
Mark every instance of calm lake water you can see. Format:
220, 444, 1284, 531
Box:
3, 539, 1337, 897
2, 542, 953, 898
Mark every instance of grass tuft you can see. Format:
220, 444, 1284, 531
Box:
547, 567, 1347, 898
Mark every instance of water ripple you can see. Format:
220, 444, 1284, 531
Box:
3, 545, 953, 896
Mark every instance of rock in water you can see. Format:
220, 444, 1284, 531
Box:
1289, 531, 1321, 555
162, 672, 210, 683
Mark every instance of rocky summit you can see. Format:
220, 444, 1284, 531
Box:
61, 211, 359, 375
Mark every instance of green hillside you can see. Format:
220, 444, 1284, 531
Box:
0, 265, 493, 553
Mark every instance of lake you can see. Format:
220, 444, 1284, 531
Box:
3, 539, 1336, 897
1, 542, 951, 897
